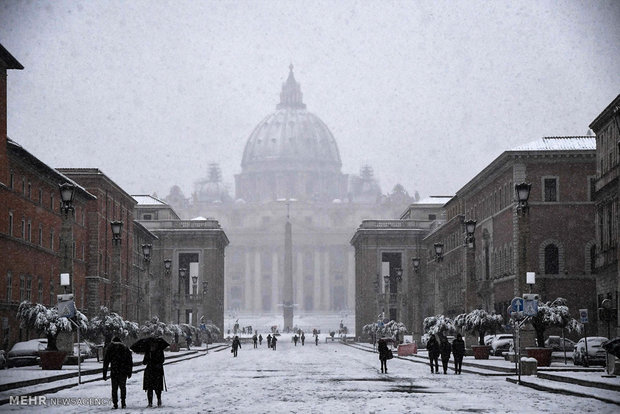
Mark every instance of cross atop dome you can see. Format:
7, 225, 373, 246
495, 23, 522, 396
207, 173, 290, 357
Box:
277, 64, 306, 110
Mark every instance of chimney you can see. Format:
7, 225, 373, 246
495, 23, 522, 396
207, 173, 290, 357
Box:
0, 44, 24, 186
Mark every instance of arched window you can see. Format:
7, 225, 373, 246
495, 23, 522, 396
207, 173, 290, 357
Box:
544, 244, 559, 274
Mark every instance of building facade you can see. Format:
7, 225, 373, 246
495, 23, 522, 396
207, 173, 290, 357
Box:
590, 94, 620, 337
134, 195, 228, 333
423, 136, 597, 338
57, 168, 137, 319
351, 197, 449, 339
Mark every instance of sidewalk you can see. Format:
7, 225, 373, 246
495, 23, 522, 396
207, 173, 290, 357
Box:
349, 342, 620, 405
0, 344, 228, 405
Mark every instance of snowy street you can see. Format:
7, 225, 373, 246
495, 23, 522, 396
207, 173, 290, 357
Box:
2, 335, 617, 413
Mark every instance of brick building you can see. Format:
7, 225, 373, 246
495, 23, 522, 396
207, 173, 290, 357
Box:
423, 136, 597, 339
0, 42, 97, 350
56, 168, 137, 319
590, 94, 620, 337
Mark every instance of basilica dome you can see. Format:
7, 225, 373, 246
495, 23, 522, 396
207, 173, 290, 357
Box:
236, 66, 348, 202
240, 65, 342, 173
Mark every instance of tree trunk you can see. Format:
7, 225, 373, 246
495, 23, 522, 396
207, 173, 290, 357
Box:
46, 334, 58, 351
478, 330, 485, 346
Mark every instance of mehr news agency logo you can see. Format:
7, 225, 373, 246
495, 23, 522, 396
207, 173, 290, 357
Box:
10, 395, 112, 406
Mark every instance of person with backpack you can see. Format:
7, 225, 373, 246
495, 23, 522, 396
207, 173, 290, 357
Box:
452, 333, 465, 374
232, 335, 242, 357
377, 337, 390, 373
439, 335, 452, 374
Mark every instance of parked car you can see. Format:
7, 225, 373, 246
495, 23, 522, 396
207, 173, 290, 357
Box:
544, 336, 575, 352
490, 334, 513, 356
73, 342, 95, 358
484, 334, 498, 346
573, 336, 608, 366
7, 338, 47, 368
0, 350, 6, 369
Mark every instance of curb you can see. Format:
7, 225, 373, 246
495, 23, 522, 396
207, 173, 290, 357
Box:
537, 372, 620, 392
505, 377, 620, 406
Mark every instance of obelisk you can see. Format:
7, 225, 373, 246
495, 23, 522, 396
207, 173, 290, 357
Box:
283, 206, 294, 331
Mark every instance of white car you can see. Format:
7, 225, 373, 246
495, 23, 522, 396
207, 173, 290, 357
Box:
490, 334, 513, 356
573, 337, 608, 366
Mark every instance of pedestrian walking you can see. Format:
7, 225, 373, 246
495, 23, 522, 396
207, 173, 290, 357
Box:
439, 335, 452, 374
232, 335, 242, 357
293, 335, 299, 346
377, 337, 390, 373
103, 336, 133, 409
267, 334, 272, 348
186, 334, 192, 350
271, 334, 278, 350
143, 340, 166, 407
301, 332, 305, 346
427, 334, 440, 374
259, 334, 263, 346
252, 333, 258, 349
315, 334, 319, 346
452, 333, 465, 374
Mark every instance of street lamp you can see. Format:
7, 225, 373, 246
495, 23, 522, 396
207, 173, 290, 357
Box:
192, 275, 198, 295
164, 259, 172, 274
434, 243, 444, 262
141, 244, 152, 320
59, 183, 76, 294
202, 281, 208, 295
515, 182, 532, 216
110, 220, 123, 314
412, 258, 420, 272
464, 220, 477, 248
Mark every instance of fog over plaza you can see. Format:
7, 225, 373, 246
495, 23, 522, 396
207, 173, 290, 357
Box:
1, 1, 619, 200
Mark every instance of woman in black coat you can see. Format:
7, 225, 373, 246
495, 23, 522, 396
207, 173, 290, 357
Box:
377, 338, 389, 373
232, 336, 241, 357
143, 341, 165, 407
426, 334, 440, 374
451, 333, 465, 374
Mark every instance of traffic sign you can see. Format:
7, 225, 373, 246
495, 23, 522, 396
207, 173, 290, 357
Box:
524, 299, 538, 316
511, 297, 524, 313
579, 309, 588, 323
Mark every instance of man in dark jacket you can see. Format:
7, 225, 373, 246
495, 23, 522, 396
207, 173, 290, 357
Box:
252, 333, 258, 348
271, 334, 278, 350
259, 334, 263, 345
427, 334, 440, 374
439, 336, 452, 374
103, 336, 133, 409
452, 333, 465, 374
301, 332, 305, 346
232, 336, 242, 357
266, 334, 272, 348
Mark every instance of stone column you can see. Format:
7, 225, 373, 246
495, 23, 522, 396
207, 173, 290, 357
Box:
244, 249, 252, 311
254, 250, 261, 312
272, 252, 279, 312
347, 249, 355, 311
296, 251, 303, 313
323, 250, 330, 310
313, 250, 321, 311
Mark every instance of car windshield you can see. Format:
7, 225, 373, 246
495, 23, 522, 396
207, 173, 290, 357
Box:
11, 340, 45, 351
497, 335, 512, 340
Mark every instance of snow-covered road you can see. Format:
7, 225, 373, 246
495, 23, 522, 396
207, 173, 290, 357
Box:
2, 336, 617, 413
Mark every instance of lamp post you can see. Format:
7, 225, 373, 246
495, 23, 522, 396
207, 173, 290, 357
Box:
202, 281, 208, 295
464, 219, 477, 311
59, 183, 76, 294
177, 267, 187, 324
433, 242, 444, 314
383, 267, 403, 321
412, 258, 420, 273
110, 220, 123, 314
162, 259, 171, 321
192, 275, 198, 296
515, 182, 531, 297
141, 244, 152, 321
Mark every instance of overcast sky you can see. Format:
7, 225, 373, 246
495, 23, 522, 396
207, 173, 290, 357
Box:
1, 1, 619, 200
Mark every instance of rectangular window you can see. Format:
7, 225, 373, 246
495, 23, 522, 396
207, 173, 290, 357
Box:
21, 218, 25, 239
6, 272, 12, 302
589, 177, 597, 201
8, 212, 13, 236
50, 229, 55, 250
26, 276, 32, 301
49, 281, 55, 306
50, 194, 55, 211
9, 171, 14, 189
27, 221, 32, 242
38, 189, 42, 205
38, 225, 43, 246
143, 214, 152, 220
544, 178, 557, 202
38, 277, 43, 303
27, 182, 31, 199
22, 178, 25, 195
19, 275, 25, 302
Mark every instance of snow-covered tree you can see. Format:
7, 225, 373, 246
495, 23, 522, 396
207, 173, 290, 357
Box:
454, 309, 504, 345
140, 316, 173, 337
530, 298, 583, 347
423, 315, 456, 337
17, 301, 87, 351
85, 306, 129, 345
363, 319, 407, 339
